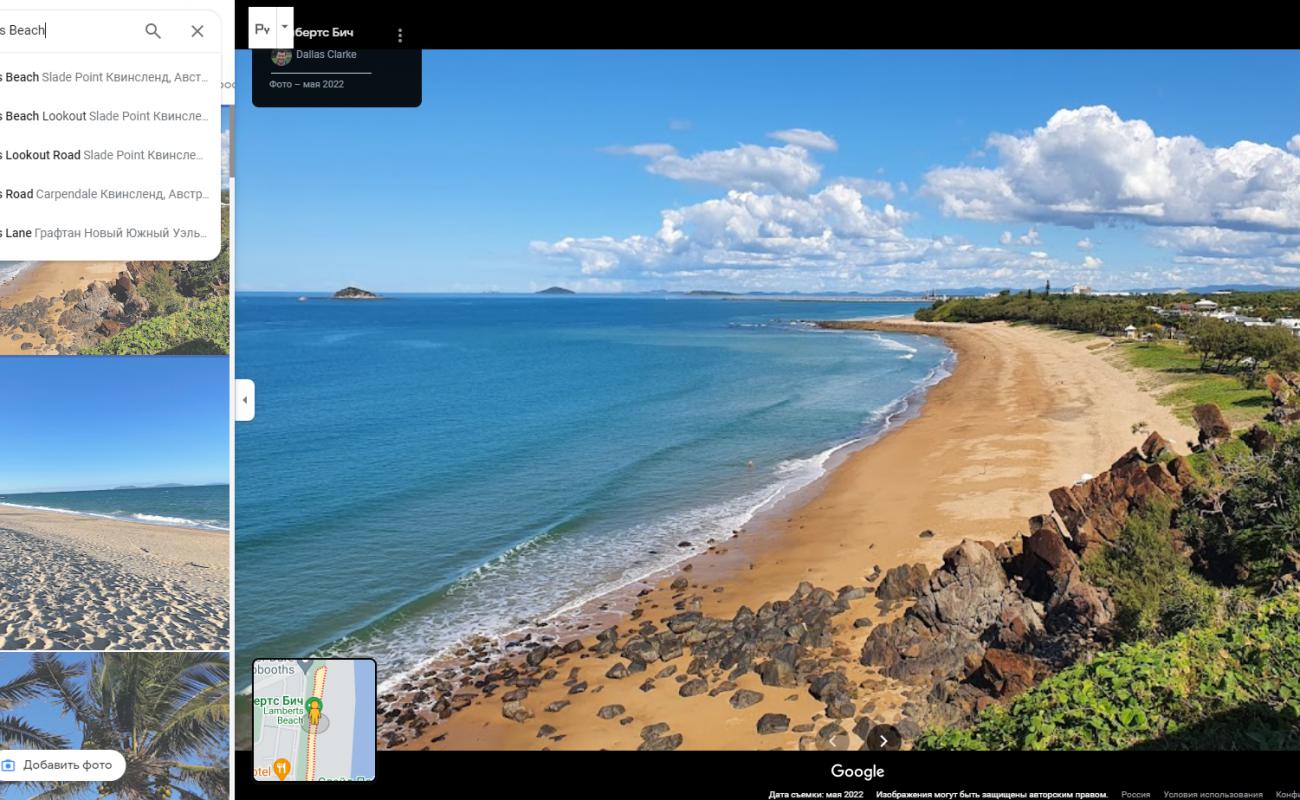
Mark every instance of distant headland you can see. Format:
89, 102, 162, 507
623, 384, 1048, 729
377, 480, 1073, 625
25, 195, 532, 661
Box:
535, 286, 575, 295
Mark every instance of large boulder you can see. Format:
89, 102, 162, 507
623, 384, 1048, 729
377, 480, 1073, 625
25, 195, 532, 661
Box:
1044, 567, 1113, 633
1192, 403, 1232, 449
874, 563, 930, 607
861, 540, 1044, 684
978, 648, 1050, 699
1009, 523, 1076, 601
1264, 373, 1300, 425
1140, 431, 1173, 461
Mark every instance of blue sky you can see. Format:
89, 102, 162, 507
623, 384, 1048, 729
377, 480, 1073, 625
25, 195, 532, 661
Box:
0, 357, 228, 493
235, 50, 1300, 294
0, 654, 88, 745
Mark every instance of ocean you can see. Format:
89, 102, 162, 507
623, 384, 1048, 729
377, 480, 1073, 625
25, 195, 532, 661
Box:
0, 484, 230, 531
234, 294, 952, 689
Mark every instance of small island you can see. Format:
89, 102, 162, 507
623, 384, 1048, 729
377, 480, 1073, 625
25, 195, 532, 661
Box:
334, 287, 381, 300
535, 286, 575, 295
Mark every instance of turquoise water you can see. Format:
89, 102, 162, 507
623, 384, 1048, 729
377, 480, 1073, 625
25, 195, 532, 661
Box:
0, 484, 229, 531
234, 294, 951, 687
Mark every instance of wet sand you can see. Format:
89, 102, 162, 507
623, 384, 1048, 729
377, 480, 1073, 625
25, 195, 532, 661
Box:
388, 321, 1195, 751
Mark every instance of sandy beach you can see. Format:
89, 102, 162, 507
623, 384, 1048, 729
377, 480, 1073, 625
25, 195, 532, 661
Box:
0, 504, 229, 650
0, 261, 126, 354
383, 320, 1196, 751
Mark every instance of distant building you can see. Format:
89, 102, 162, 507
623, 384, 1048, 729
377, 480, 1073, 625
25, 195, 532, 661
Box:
1277, 318, 1300, 337
1071, 284, 1093, 295
1193, 298, 1219, 312
1123, 325, 1138, 339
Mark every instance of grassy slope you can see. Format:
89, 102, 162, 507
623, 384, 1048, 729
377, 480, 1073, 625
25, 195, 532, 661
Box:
1112, 338, 1271, 429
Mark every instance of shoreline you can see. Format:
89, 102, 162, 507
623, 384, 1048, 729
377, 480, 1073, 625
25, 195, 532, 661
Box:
0, 504, 230, 650
376, 320, 1196, 750
0, 260, 125, 354
357, 325, 955, 695
0, 500, 229, 532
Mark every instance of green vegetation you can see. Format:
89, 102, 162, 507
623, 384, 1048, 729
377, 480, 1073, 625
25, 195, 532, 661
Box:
0, 652, 228, 798
81, 296, 229, 356
1117, 338, 1271, 428
81, 201, 230, 355
1083, 501, 1218, 642
918, 288, 1300, 328
919, 293, 1300, 391
138, 263, 188, 316
1180, 433, 1300, 591
920, 426, 1300, 751
916, 589, 1300, 750
916, 291, 1160, 333
918, 292, 1294, 427
1184, 316, 1300, 385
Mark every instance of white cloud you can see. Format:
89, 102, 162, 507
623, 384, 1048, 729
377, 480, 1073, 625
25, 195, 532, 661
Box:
1148, 226, 1300, 274
831, 177, 894, 200
923, 105, 1300, 235
768, 128, 838, 152
1076, 237, 1094, 251
534, 177, 1083, 291
603, 141, 823, 195
1000, 227, 1040, 246
1083, 255, 1103, 269
1289, 134, 1300, 154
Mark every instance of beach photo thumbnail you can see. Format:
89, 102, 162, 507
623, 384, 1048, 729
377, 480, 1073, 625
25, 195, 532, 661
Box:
0, 356, 230, 650
0, 651, 229, 799
0, 108, 231, 356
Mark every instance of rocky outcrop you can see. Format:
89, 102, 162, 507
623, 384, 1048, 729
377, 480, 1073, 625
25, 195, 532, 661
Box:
382, 430, 1200, 750
1192, 403, 1232, 450
1140, 431, 1172, 461
862, 432, 1189, 734
1048, 444, 1191, 555
1264, 373, 1300, 425
862, 540, 1045, 684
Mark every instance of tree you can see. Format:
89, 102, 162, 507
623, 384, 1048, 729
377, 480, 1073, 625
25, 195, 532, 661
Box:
0, 660, 67, 750
29, 653, 228, 800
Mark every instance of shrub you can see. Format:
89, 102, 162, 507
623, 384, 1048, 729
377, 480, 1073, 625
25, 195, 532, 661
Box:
1180, 432, 1300, 590
81, 296, 229, 355
916, 589, 1300, 751
1083, 501, 1217, 642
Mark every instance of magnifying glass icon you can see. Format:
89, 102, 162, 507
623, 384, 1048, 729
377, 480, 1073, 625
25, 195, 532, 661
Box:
144, 22, 161, 38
